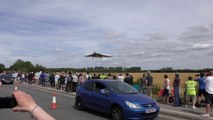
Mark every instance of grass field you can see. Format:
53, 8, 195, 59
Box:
130, 72, 197, 87
119, 72, 199, 95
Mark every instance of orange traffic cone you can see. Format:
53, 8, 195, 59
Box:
49, 94, 58, 110
14, 86, 18, 91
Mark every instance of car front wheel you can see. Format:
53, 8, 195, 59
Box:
111, 105, 124, 120
75, 97, 84, 110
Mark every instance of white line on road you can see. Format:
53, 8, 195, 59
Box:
161, 108, 213, 120
158, 114, 187, 120
21, 85, 76, 98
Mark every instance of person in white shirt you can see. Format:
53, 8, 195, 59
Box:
54, 73, 60, 89
162, 74, 170, 104
72, 74, 78, 92
201, 71, 213, 117
118, 73, 124, 82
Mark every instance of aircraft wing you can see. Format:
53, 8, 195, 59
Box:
100, 54, 112, 58
85, 54, 94, 57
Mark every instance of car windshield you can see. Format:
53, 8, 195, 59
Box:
1, 74, 13, 79
106, 81, 139, 94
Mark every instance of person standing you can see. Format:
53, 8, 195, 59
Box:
173, 73, 181, 106
72, 73, 78, 92
40, 72, 46, 87
162, 74, 170, 104
85, 72, 91, 80
78, 73, 85, 86
49, 73, 55, 88
201, 71, 213, 117
28, 72, 34, 85
118, 73, 124, 82
124, 73, 133, 86
146, 71, 153, 97
66, 72, 73, 93
185, 76, 197, 109
54, 73, 60, 89
195, 72, 206, 107
59, 74, 65, 91
140, 73, 147, 94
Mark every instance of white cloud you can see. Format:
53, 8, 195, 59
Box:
0, 0, 213, 69
106, 32, 127, 38
51, 48, 64, 52
192, 43, 211, 50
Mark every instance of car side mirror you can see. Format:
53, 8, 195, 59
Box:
100, 89, 110, 95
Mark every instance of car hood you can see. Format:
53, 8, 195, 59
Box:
117, 93, 155, 104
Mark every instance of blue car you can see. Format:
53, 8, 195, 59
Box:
75, 79, 160, 120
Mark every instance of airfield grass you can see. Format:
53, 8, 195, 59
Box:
116, 72, 198, 96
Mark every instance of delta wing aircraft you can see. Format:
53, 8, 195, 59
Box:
85, 52, 112, 59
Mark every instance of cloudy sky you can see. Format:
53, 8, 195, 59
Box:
0, 0, 213, 69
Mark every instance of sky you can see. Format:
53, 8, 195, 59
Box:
0, 0, 213, 70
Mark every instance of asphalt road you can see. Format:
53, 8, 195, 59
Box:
0, 84, 185, 120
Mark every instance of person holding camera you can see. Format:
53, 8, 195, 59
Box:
13, 90, 55, 120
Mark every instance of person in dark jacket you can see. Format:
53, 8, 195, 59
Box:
49, 73, 55, 87
124, 73, 133, 86
173, 72, 181, 106
40, 72, 46, 87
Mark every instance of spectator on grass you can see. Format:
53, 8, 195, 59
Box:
185, 76, 196, 109
146, 71, 153, 97
195, 72, 206, 107
140, 73, 147, 94
85, 72, 91, 80
92, 73, 99, 79
162, 74, 170, 104
146, 71, 153, 87
99, 73, 107, 79
107, 73, 113, 79
124, 73, 133, 86
173, 72, 181, 106
118, 73, 124, 82
201, 71, 213, 117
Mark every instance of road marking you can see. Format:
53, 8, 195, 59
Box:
21, 84, 76, 98
160, 108, 213, 120
158, 114, 187, 120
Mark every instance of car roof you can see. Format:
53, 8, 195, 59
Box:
87, 79, 120, 83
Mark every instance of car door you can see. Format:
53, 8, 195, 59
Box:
90, 82, 112, 113
80, 81, 95, 108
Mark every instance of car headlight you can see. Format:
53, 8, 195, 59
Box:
154, 99, 158, 105
125, 101, 141, 109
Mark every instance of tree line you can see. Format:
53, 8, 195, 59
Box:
0, 59, 212, 73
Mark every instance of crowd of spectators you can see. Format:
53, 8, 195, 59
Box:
0, 71, 135, 93
1, 70, 213, 117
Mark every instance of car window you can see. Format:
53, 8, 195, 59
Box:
82, 81, 94, 91
106, 81, 139, 94
94, 82, 106, 92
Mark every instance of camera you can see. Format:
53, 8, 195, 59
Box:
0, 96, 17, 109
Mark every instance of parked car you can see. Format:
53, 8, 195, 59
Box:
75, 79, 160, 120
0, 74, 14, 84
